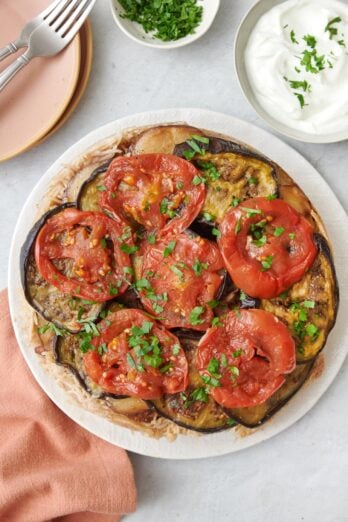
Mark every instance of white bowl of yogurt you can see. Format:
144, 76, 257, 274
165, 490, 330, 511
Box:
235, 0, 348, 143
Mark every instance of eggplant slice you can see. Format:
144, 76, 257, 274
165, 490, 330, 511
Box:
54, 332, 152, 419
225, 360, 314, 428
21, 204, 103, 333
260, 234, 339, 363
174, 137, 279, 223
151, 337, 232, 433
76, 161, 110, 212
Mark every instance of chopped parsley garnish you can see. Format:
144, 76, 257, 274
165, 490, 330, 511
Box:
241, 207, 263, 218
109, 283, 119, 296
203, 211, 214, 221
118, 0, 203, 42
120, 243, 139, 254
176, 181, 184, 190
233, 349, 243, 358
192, 258, 208, 276
119, 226, 132, 242
100, 237, 107, 249
267, 194, 277, 200
189, 306, 205, 325
126, 353, 137, 369
274, 226, 285, 237
196, 160, 220, 182
325, 17, 342, 40
303, 34, 317, 48
96, 184, 106, 192
290, 301, 319, 352
148, 233, 156, 245
231, 197, 240, 207
211, 317, 222, 327
301, 49, 325, 74
98, 343, 108, 355
190, 387, 209, 402
163, 240, 176, 258
192, 174, 204, 185
207, 299, 219, 309
38, 322, 65, 337
252, 235, 267, 247
235, 217, 242, 235
289, 232, 296, 240
239, 291, 247, 302
290, 30, 299, 43
247, 176, 258, 185
294, 92, 307, 109
183, 136, 206, 160
261, 255, 274, 272
172, 344, 180, 356
192, 135, 209, 144
160, 197, 178, 218
170, 264, 184, 280
212, 227, 221, 239
286, 79, 311, 92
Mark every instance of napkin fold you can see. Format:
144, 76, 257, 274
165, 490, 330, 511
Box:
0, 290, 137, 522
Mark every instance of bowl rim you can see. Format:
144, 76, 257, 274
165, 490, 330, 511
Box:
109, 0, 221, 50
234, 0, 348, 144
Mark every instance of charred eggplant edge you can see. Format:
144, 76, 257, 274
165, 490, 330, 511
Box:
148, 399, 233, 434
20, 202, 105, 333
53, 334, 126, 400
295, 232, 340, 364
225, 360, 315, 428
76, 160, 112, 210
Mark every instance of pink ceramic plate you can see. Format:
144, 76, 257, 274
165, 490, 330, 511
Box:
0, 0, 81, 162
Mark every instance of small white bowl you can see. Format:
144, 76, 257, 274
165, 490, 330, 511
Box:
234, 0, 348, 144
109, 0, 220, 49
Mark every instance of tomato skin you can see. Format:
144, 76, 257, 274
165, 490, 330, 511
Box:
218, 197, 318, 299
138, 232, 224, 330
35, 208, 132, 302
100, 154, 205, 237
196, 309, 296, 408
83, 308, 189, 399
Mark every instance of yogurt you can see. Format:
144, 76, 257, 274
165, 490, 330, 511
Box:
245, 0, 348, 135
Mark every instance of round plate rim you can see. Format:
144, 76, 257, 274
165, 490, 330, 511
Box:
8, 108, 348, 459
0, 0, 81, 163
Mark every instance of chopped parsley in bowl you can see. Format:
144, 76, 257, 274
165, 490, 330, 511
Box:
110, 0, 220, 49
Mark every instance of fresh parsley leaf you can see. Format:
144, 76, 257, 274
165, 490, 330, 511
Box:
163, 240, 176, 258
325, 16, 342, 39
290, 30, 299, 44
212, 228, 221, 239
192, 258, 208, 276
121, 244, 139, 254
303, 34, 317, 48
189, 306, 205, 325
261, 255, 274, 271
274, 226, 285, 237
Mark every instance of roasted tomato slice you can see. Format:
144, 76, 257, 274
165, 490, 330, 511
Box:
84, 309, 188, 399
138, 232, 224, 330
218, 197, 317, 299
196, 309, 296, 408
99, 154, 205, 236
35, 207, 133, 302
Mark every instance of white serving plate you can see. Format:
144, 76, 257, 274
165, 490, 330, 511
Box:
8, 109, 348, 459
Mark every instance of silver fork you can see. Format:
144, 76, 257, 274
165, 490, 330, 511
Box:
0, 0, 96, 92
0, 0, 66, 63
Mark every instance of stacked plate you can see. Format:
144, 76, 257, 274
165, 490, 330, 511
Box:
0, 0, 93, 162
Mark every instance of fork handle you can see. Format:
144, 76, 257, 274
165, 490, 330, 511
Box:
0, 53, 31, 92
0, 42, 19, 62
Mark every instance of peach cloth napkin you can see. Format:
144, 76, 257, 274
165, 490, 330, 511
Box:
0, 289, 137, 522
